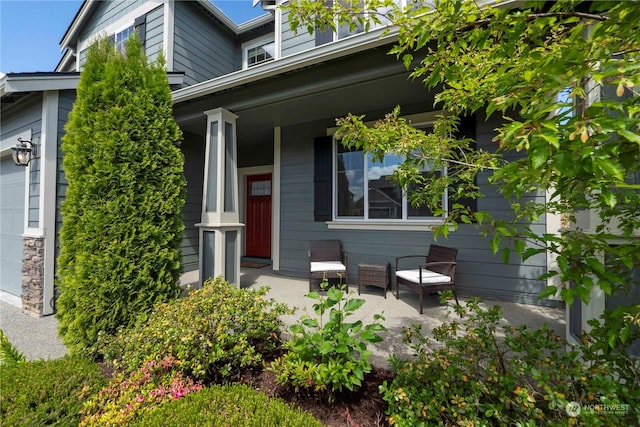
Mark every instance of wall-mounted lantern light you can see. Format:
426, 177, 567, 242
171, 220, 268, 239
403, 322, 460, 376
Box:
11, 137, 38, 166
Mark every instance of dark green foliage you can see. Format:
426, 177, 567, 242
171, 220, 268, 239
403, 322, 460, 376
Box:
101, 277, 290, 381
0, 355, 106, 426
129, 384, 325, 427
0, 329, 25, 365
380, 297, 639, 426
56, 33, 185, 356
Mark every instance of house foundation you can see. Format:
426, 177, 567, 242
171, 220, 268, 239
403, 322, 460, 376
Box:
21, 236, 45, 316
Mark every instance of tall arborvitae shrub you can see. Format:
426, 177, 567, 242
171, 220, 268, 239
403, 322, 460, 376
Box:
56, 34, 185, 356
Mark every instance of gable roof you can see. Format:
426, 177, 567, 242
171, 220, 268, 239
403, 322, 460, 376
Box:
59, 0, 272, 53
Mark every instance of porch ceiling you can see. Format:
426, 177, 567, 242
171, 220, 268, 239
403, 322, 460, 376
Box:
173, 46, 437, 146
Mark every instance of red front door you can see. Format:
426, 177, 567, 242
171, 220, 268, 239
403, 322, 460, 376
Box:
245, 174, 272, 258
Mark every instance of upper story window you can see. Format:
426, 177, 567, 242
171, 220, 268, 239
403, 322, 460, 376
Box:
316, 0, 364, 46
243, 36, 275, 69
76, 11, 147, 71
334, 127, 445, 221
110, 25, 135, 53
314, 0, 433, 47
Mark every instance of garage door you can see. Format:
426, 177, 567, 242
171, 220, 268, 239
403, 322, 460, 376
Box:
0, 156, 25, 296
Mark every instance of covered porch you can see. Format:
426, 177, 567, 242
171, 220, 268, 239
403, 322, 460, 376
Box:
1, 265, 565, 365
180, 267, 565, 368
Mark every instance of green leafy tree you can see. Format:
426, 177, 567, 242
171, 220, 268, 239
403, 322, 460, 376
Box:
56, 34, 185, 356
284, 0, 640, 349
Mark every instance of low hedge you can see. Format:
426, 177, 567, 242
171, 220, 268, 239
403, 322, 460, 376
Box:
130, 384, 325, 427
0, 355, 106, 426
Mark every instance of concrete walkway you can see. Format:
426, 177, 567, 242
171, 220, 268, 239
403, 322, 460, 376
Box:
0, 267, 565, 367
0, 300, 67, 361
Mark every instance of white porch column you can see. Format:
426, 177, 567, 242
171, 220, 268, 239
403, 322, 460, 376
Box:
197, 108, 243, 286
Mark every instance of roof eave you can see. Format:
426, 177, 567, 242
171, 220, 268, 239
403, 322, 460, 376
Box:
59, 0, 95, 51
1, 72, 184, 98
2, 73, 81, 95
172, 28, 397, 104
197, 0, 272, 35
55, 49, 76, 72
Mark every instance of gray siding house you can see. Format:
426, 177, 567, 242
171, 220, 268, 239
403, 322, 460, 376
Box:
1, 0, 571, 324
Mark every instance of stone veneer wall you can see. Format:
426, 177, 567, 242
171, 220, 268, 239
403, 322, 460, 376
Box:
22, 236, 45, 316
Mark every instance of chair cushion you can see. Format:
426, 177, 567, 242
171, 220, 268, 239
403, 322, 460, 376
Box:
310, 261, 347, 273
396, 269, 451, 284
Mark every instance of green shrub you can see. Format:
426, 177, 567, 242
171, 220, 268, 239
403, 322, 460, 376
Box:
380, 297, 639, 426
0, 329, 25, 365
79, 355, 202, 426
56, 32, 185, 357
268, 280, 386, 401
129, 384, 325, 427
0, 355, 106, 426
102, 277, 290, 381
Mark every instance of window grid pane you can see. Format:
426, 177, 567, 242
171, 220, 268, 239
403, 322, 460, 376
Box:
337, 145, 364, 217
115, 26, 134, 53
335, 136, 445, 221
251, 180, 271, 196
367, 153, 402, 219
247, 45, 273, 67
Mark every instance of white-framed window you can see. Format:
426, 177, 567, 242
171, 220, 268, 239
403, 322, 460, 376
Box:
314, 0, 436, 46
243, 36, 275, 69
315, 0, 364, 45
108, 25, 135, 53
332, 126, 446, 221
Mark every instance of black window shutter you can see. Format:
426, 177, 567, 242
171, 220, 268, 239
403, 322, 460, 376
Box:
314, 136, 333, 222
134, 15, 147, 47
450, 115, 478, 214
315, 1, 333, 46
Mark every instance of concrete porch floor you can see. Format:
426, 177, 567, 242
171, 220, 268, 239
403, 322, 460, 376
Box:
1, 267, 565, 369
194, 266, 566, 368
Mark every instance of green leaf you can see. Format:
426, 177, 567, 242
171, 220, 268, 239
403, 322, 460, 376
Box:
344, 298, 365, 312
490, 237, 501, 255
540, 132, 560, 149
595, 158, 624, 181
326, 287, 343, 304
502, 247, 510, 264
619, 129, 640, 144
538, 286, 558, 300
585, 257, 605, 275
335, 343, 349, 353
367, 323, 387, 332
523, 70, 535, 82
601, 189, 617, 208
319, 342, 334, 355
531, 146, 549, 169
620, 325, 631, 344
301, 318, 319, 328
290, 324, 305, 334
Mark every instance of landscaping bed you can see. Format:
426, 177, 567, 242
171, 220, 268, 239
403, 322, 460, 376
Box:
241, 365, 393, 427
2, 278, 638, 427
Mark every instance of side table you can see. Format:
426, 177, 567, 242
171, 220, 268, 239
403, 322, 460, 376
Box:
358, 263, 391, 298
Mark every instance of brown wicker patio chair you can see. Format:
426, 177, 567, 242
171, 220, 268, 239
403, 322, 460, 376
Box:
395, 244, 458, 313
308, 240, 348, 292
